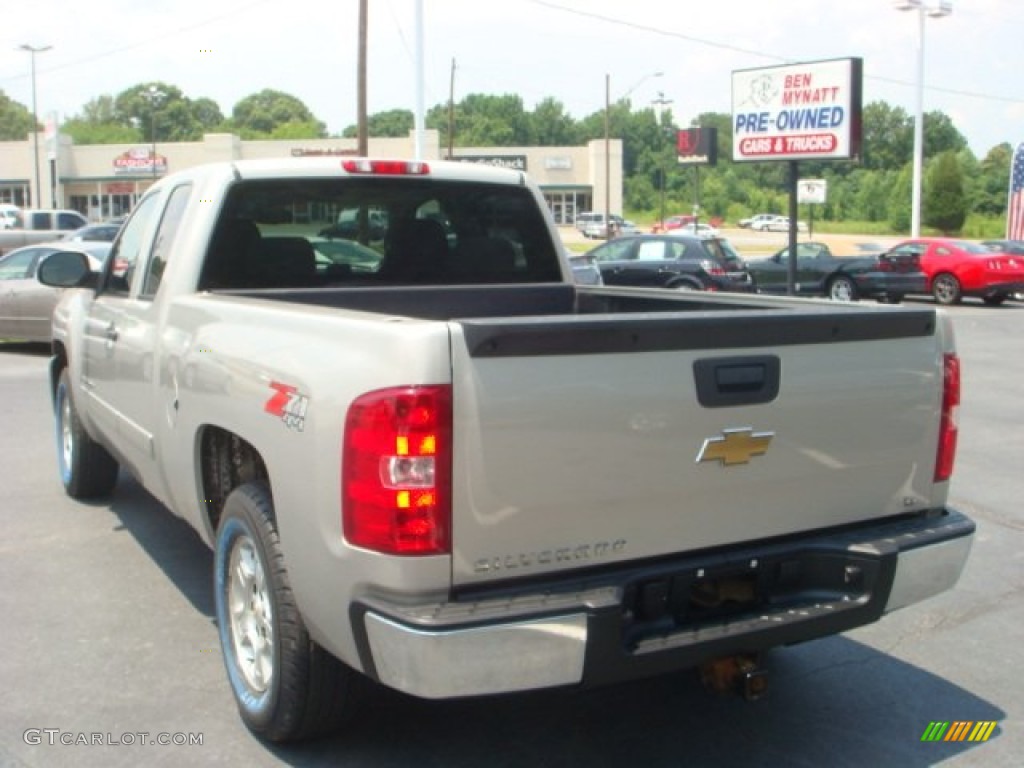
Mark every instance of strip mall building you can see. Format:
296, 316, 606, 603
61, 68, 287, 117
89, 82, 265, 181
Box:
0, 130, 622, 226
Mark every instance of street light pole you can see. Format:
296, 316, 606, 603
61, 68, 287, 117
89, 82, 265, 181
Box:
894, 0, 952, 237
652, 91, 673, 228
18, 43, 52, 208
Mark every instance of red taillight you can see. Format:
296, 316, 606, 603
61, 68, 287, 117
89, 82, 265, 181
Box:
934, 353, 960, 482
343, 385, 452, 555
341, 159, 430, 175
700, 259, 726, 276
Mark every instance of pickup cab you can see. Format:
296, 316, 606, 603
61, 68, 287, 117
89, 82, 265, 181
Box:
0, 208, 89, 255
39, 157, 974, 742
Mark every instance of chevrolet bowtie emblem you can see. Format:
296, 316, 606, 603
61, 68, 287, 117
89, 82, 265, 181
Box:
697, 428, 774, 466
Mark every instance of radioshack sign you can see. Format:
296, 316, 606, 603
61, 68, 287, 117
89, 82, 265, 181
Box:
731, 58, 862, 162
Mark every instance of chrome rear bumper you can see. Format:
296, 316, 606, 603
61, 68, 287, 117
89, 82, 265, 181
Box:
357, 508, 973, 700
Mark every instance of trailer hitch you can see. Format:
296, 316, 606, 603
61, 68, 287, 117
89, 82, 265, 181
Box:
699, 653, 768, 701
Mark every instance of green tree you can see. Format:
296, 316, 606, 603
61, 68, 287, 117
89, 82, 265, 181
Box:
923, 110, 968, 157
530, 97, 580, 146
972, 142, 1012, 216
924, 151, 967, 233
62, 93, 142, 144
230, 89, 325, 138
861, 101, 912, 171
113, 83, 203, 141
887, 165, 913, 233
0, 89, 36, 140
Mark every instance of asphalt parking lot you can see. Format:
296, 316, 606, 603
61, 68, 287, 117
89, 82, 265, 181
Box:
1, 298, 1021, 767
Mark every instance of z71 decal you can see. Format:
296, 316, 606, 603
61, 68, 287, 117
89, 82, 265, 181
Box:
264, 381, 309, 432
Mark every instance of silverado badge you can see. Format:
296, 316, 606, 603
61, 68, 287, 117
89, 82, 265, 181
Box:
697, 428, 774, 466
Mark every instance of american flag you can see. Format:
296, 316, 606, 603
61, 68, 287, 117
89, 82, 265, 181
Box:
1009, 142, 1024, 240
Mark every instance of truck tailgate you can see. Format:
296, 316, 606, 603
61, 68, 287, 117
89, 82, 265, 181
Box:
448, 307, 944, 586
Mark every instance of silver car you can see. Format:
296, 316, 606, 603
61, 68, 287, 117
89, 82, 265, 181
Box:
0, 241, 110, 342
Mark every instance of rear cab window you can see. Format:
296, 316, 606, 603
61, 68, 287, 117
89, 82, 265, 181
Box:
201, 176, 562, 290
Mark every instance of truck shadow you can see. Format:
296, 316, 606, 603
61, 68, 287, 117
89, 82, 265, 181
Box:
107, 474, 215, 619
100, 476, 1004, 768
277, 644, 1004, 767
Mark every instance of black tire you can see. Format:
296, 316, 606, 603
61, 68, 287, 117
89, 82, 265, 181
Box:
668, 279, 703, 291
214, 482, 360, 742
827, 275, 858, 301
932, 273, 962, 305
55, 367, 119, 499
982, 294, 1007, 306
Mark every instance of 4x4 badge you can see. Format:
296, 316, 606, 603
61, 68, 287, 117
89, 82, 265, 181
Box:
697, 428, 774, 466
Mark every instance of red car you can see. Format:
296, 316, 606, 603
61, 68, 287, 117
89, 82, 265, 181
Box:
887, 238, 1024, 305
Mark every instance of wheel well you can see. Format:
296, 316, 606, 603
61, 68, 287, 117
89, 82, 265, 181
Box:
50, 341, 68, 397
200, 426, 269, 534
668, 276, 704, 290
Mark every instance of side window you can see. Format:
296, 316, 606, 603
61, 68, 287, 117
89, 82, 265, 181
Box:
30, 212, 49, 229
103, 193, 163, 296
57, 212, 85, 230
636, 241, 666, 261
0, 249, 40, 280
592, 239, 634, 263
141, 184, 192, 298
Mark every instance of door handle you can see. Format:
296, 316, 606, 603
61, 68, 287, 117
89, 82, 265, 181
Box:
105, 323, 119, 342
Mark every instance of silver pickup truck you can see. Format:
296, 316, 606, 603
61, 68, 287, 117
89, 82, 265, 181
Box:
0, 208, 89, 255
39, 157, 974, 742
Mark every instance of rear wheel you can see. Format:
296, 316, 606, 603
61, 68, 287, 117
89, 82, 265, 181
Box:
827, 275, 858, 301
668, 279, 702, 291
214, 482, 360, 742
982, 294, 1007, 306
55, 368, 119, 499
932, 273, 962, 305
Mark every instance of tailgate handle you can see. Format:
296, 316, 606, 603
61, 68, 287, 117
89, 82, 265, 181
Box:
694, 356, 780, 408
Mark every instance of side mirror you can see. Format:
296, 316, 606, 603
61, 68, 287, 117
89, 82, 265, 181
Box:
37, 250, 95, 289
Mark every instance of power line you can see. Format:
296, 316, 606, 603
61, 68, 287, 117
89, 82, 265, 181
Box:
1, 0, 275, 86
526, 0, 1024, 107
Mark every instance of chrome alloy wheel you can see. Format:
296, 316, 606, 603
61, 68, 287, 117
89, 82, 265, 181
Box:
227, 535, 274, 693
58, 387, 74, 477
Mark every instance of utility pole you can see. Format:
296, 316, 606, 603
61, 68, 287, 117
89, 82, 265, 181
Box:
447, 59, 456, 159
357, 0, 368, 156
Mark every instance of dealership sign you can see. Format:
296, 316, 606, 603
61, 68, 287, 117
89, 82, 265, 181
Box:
113, 148, 168, 176
731, 58, 862, 162
797, 178, 828, 204
677, 127, 718, 166
454, 154, 527, 171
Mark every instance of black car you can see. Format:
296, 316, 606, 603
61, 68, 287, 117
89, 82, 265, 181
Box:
582, 234, 754, 293
747, 241, 927, 301
981, 239, 1024, 255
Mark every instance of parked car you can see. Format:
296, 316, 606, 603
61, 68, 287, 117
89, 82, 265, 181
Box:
0, 203, 20, 230
565, 251, 604, 285
738, 213, 776, 229
887, 238, 1024, 305
0, 241, 110, 342
61, 223, 122, 243
747, 241, 926, 302
982, 240, 1024, 300
583, 234, 754, 293
981, 239, 1024, 255
761, 215, 808, 233
574, 212, 624, 239
672, 222, 720, 238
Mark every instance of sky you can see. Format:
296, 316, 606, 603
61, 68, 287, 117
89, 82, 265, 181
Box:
3, 0, 1023, 159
